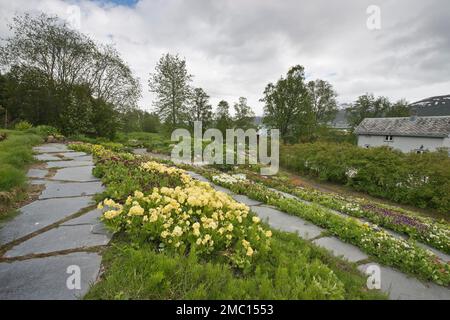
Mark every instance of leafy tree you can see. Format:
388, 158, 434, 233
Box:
148, 53, 192, 128
0, 13, 141, 136
386, 99, 410, 117
141, 112, 161, 133
348, 94, 409, 128
307, 79, 338, 124
189, 87, 213, 129
90, 99, 119, 139
233, 97, 255, 129
0, 14, 140, 112
261, 65, 312, 143
215, 100, 232, 134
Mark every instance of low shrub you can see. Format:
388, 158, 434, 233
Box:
280, 142, 450, 213
14, 121, 33, 131
0, 164, 25, 191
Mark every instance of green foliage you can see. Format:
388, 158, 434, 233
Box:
75, 142, 385, 300
0, 130, 42, 213
215, 100, 232, 135
240, 170, 450, 254
0, 164, 25, 191
85, 231, 384, 300
0, 13, 140, 137
14, 120, 33, 131
347, 94, 410, 129
233, 97, 255, 130
149, 53, 192, 128
280, 142, 450, 213
28, 125, 60, 136
204, 170, 450, 286
188, 87, 213, 129
307, 79, 338, 124
262, 65, 313, 142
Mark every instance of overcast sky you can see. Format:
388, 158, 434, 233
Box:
1, 0, 449, 115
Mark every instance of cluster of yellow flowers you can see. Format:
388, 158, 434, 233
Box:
140, 161, 192, 185
98, 163, 272, 269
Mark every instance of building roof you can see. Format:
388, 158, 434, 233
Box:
355, 116, 450, 138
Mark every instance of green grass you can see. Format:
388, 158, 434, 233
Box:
74, 141, 386, 300
86, 231, 386, 300
0, 130, 43, 215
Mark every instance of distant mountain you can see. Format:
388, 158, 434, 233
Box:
409, 94, 450, 116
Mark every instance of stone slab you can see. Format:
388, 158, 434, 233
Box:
30, 179, 47, 185
46, 160, 93, 168
5, 224, 111, 257
251, 205, 324, 240
33, 144, 68, 154
211, 184, 235, 195
416, 243, 450, 263
26, 169, 48, 179
57, 152, 87, 159
39, 181, 104, 199
0, 252, 101, 300
34, 154, 61, 161
51, 166, 98, 182
232, 194, 261, 206
358, 263, 450, 300
313, 237, 369, 262
0, 197, 94, 245
61, 209, 103, 226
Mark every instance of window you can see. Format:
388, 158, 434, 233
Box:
384, 135, 393, 142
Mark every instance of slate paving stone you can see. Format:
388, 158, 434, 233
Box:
46, 160, 93, 168
358, 263, 450, 300
68, 155, 93, 162
0, 252, 101, 300
91, 223, 111, 236
39, 181, 104, 199
51, 166, 98, 182
232, 194, 261, 206
313, 237, 369, 262
30, 179, 47, 185
33, 144, 68, 154
57, 152, 87, 159
250, 205, 323, 240
61, 209, 102, 226
211, 184, 235, 195
34, 154, 61, 161
416, 242, 450, 262
26, 168, 48, 179
0, 196, 94, 245
5, 224, 111, 257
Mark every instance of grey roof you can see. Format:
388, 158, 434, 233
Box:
355, 116, 450, 138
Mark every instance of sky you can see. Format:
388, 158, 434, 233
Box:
0, 0, 449, 115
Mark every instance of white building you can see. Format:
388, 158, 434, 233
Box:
355, 116, 450, 153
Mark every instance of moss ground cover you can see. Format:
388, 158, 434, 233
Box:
70, 142, 386, 300
197, 171, 450, 286
0, 129, 43, 216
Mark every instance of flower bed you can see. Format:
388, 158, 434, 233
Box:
201, 172, 450, 286
238, 170, 450, 254
70, 142, 386, 299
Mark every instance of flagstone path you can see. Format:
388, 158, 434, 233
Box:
0, 143, 110, 300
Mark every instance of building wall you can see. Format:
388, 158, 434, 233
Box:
357, 135, 447, 153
